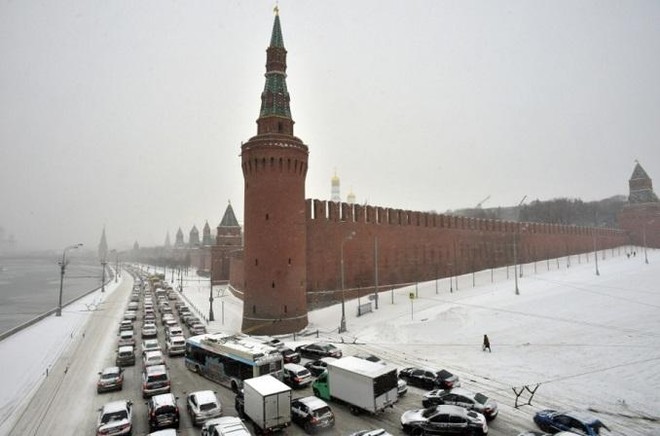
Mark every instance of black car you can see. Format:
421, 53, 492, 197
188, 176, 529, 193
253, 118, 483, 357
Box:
281, 347, 301, 364
295, 342, 342, 360
399, 367, 460, 390
400, 404, 488, 436
291, 396, 335, 434
304, 357, 338, 377
147, 393, 180, 431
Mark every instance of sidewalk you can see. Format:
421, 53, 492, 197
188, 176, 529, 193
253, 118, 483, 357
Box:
0, 276, 123, 435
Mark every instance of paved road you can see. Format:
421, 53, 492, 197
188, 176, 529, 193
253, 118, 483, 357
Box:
10, 271, 534, 435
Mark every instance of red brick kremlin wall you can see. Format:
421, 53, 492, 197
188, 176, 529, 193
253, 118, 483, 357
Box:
619, 203, 660, 249
303, 199, 627, 306
228, 198, 628, 307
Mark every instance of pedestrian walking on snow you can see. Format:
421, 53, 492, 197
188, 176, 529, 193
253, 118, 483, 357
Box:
482, 334, 491, 352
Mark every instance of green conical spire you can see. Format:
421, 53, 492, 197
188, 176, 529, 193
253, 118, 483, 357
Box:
270, 12, 284, 48
259, 10, 292, 120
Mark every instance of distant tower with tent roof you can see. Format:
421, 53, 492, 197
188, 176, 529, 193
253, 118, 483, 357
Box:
189, 225, 200, 247
174, 228, 185, 248
202, 221, 213, 246
618, 161, 660, 248
212, 201, 243, 284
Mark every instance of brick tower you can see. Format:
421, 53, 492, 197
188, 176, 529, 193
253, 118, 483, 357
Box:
240, 9, 309, 334
619, 161, 660, 248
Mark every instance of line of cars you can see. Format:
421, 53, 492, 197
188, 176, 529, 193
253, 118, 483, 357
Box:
95, 274, 245, 436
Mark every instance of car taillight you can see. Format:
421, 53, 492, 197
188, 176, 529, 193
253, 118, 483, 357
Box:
310, 416, 319, 424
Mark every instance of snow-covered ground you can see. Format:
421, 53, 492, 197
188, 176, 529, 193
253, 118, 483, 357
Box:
0, 276, 122, 435
2, 247, 659, 435
178, 247, 660, 435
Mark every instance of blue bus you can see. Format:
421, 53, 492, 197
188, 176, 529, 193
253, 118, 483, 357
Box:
185, 332, 283, 391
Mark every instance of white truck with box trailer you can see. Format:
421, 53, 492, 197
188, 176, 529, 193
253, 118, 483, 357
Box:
242, 375, 291, 434
311, 356, 399, 414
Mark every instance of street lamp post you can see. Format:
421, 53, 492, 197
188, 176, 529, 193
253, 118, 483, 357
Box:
209, 277, 215, 322
373, 237, 379, 309
513, 196, 526, 295
101, 258, 107, 293
513, 228, 520, 295
593, 229, 600, 276
56, 243, 83, 316
339, 231, 356, 333
643, 219, 655, 265
111, 250, 119, 283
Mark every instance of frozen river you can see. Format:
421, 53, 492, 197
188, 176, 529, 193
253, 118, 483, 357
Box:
0, 253, 103, 334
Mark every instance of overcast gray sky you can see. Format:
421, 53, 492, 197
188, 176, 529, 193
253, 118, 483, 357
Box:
1, 1, 659, 251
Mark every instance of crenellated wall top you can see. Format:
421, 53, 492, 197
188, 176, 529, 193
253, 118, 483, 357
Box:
306, 198, 624, 237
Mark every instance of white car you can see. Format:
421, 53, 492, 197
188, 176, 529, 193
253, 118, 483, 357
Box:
166, 335, 186, 356
165, 325, 183, 339
349, 430, 393, 436
143, 350, 165, 367
148, 429, 177, 436
141, 323, 158, 338
118, 330, 135, 347
201, 416, 250, 436
187, 390, 222, 426
142, 338, 161, 353
96, 399, 132, 436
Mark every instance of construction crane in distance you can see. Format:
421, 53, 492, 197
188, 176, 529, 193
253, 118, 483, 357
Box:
475, 195, 491, 209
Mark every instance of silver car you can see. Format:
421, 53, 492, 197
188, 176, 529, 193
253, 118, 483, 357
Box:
96, 400, 133, 436
401, 404, 488, 436
187, 390, 222, 426
422, 387, 498, 420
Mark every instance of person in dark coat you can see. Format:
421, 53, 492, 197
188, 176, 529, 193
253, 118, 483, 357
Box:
482, 334, 491, 352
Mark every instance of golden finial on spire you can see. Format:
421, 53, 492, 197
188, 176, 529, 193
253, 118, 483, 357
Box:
274, 2, 279, 16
